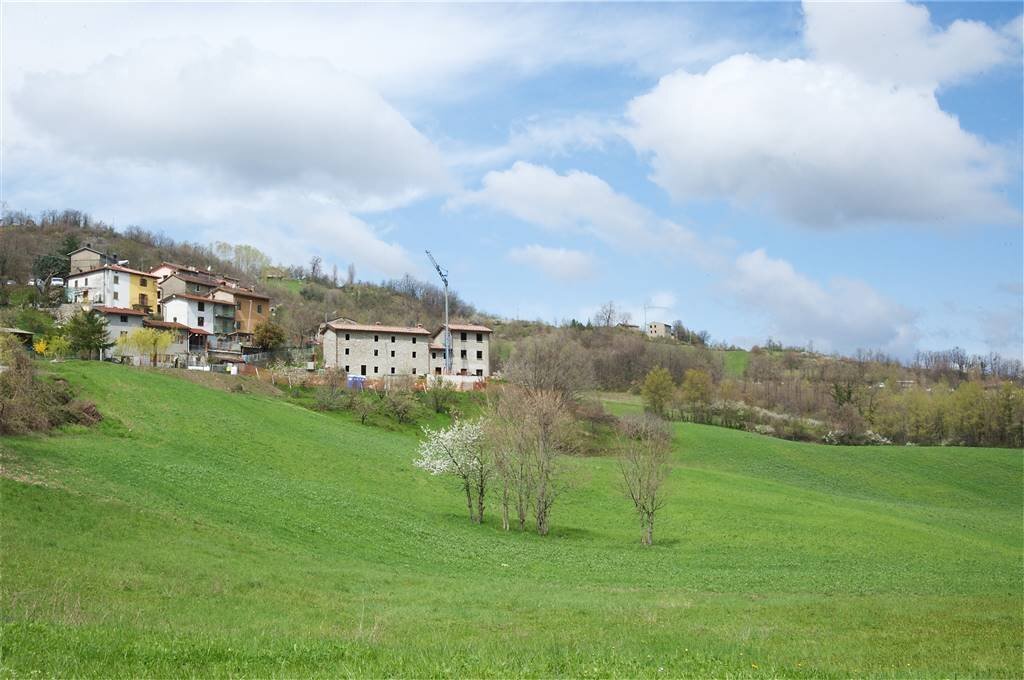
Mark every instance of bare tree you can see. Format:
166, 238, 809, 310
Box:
595, 301, 617, 327
309, 255, 322, 281
346, 263, 356, 286
618, 414, 672, 546
503, 331, 594, 400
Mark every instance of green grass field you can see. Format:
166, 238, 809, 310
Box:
2, 362, 1021, 677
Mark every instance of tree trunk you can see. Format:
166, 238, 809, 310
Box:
501, 480, 510, 531
476, 470, 486, 525
463, 479, 476, 523
642, 515, 653, 546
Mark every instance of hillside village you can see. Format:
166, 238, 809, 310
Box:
49, 243, 503, 381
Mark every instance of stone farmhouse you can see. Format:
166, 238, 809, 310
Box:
321, 318, 493, 380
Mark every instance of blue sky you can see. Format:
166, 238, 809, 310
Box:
2, 1, 1021, 358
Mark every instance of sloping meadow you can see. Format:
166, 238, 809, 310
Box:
2, 362, 1020, 677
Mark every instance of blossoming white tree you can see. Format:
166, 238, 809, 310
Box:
415, 420, 491, 524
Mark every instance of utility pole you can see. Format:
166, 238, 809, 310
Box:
425, 251, 452, 374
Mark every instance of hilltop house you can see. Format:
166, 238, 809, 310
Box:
646, 322, 672, 339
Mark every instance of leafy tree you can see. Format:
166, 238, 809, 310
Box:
32, 253, 69, 285
60, 233, 81, 257
45, 336, 70, 361
641, 367, 674, 417
117, 328, 175, 366
425, 375, 457, 414
65, 309, 112, 359
253, 319, 287, 350
414, 419, 490, 524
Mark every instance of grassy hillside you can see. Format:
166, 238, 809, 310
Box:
2, 363, 1021, 677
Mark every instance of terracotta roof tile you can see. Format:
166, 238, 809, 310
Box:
326, 320, 430, 335
93, 306, 147, 316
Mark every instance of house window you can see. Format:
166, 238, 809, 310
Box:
477, 333, 483, 342
460, 349, 467, 359
345, 365, 350, 372
120, 315, 128, 323
140, 278, 148, 287
198, 316, 205, 326
412, 368, 417, 375
74, 280, 79, 288
345, 333, 350, 340
198, 301, 205, 311
235, 321, 240, 330
157, 304, 162, 315
345, 348, 350, 355
412, 351, 416, 358
236, 303, 241, 310
476, 350, 483, 359
139, 294, 148, 306
360, 365, 367, 375
374, 335, 379, 342
431, 352, 436, 359
113, 274, 119, 284
412, 337, 417, 344
391, 336, 396, 343
390, 367, 395, 374
390, 350, 395, 358
113, 291, 119, 300
257, 304, 262, 314
374, 349, 379, 356
476, 369, 483, 377
374, 366, 379, 374
461, 332, 467, 341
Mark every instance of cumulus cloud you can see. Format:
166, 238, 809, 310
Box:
728, 249, 918, 354
625, 0, 1018, 228
13, 41, 449, 211
507, 245, 596, 281
804, 1, 1018, 90
450, 161, 652, 243
448, 162, 721, 269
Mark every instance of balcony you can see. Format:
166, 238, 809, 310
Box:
214, 307, 235, 318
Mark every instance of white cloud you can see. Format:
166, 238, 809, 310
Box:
447, 115, 623, 169
507, 245, 596, 281
450, 162, 653, 244
626, 53, 1014, 227
12, 41, 450, 212
803, 1, 1018, 90
728, 249, 919, 354
0, 3, 741, 105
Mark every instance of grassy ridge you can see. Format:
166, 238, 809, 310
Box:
1, 362, 1020, 677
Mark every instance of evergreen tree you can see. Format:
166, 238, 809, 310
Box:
65, 309, 113, 360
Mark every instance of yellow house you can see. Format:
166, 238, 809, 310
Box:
128, 270, 159, 315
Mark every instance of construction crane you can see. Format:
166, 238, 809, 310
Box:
425, 250, 452, 374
